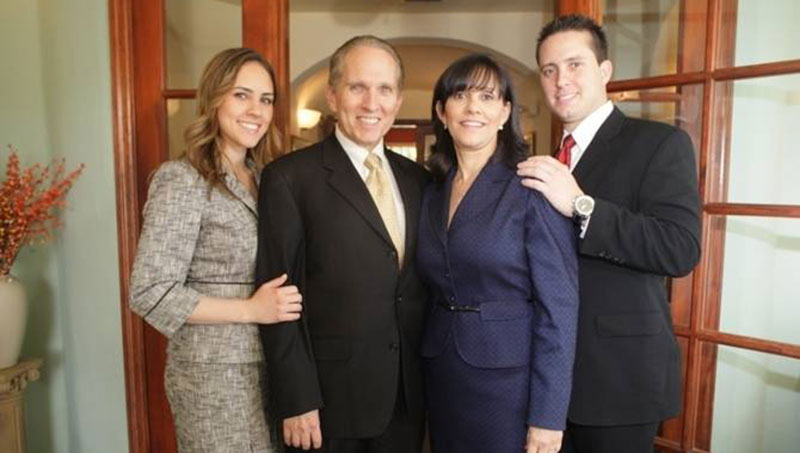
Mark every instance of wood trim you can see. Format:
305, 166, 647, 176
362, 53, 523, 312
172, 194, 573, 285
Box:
607, 72, 706, 92
712, 58, 800, 81
557, 0, 602, 23
242, 0, 290, 155
704, 203, 800, 218
607, 91, 683, 103
681, 0, 721, 447
163, 89, 196, 99
695, 330, 800, 359
109, 0, 149, 451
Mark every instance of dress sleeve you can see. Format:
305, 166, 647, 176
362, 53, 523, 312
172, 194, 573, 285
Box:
524, 191, 579, 430
129, 162, 203, 338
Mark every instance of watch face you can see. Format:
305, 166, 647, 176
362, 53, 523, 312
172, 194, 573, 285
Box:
575, 196, 594, 216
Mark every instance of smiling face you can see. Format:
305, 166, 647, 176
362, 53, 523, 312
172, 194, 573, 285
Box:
326, 45, 403, 150
217, 61, 275, 155
538, 30, 612, 131
437, 78, 511, 157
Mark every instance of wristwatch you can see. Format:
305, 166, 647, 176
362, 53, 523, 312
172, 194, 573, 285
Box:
573, 194, 595, 220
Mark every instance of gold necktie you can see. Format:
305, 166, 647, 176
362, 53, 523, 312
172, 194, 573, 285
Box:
364, 152, 404, 266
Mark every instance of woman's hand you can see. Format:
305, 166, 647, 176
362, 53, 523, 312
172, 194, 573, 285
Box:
246, 273, 302, 324
526, 426, 563, 453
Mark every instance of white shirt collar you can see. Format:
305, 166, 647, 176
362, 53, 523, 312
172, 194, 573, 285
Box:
335, 126, 387, 166
562, 100, 614, 170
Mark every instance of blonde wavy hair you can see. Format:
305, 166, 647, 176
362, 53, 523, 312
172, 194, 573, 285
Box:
182, 47, 282, 195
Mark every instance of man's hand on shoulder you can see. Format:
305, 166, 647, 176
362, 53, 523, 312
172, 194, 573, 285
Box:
517, 155, 583, 218
283, 409, 322, 450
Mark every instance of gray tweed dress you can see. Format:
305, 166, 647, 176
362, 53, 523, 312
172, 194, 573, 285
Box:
130, 160, 274, 453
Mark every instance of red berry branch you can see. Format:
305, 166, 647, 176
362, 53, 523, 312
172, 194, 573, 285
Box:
0, 145, 84, 276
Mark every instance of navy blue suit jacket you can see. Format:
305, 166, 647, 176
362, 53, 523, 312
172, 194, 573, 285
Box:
417, 159, 579, 430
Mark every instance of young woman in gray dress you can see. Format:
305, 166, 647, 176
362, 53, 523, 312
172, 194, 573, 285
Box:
130, 48, 301, 453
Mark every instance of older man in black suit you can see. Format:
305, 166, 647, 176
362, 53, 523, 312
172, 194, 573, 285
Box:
518, 14, 701, 453
255, 35, 428, 453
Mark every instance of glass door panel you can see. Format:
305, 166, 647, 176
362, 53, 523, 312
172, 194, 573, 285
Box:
716, 215, 800, 345
718, 0, 800, 68
166, 0, 243, 88
166, 99, 197, 159
603, 0, 705, 79
710, 344, 800, 453
723, 74, 800, 205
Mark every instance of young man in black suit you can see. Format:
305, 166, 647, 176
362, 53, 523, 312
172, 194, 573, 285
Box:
518, 14, 701, 453
256, 36, 429, 453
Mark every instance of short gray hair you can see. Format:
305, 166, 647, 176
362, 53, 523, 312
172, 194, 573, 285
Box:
328, 35, 405, 90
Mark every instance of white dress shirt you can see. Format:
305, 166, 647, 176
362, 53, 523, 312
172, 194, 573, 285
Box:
335, 126, 407, 244
562, 100, 614, 172
560, 100, 614, 238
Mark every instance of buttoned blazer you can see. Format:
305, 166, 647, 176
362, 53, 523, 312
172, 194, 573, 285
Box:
417, 160, 579, 430
255, 135, 430, 439
568, 107, 701, 425
130, 159, 263, 363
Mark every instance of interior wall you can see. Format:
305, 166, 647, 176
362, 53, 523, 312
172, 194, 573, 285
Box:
0, 0, 128, 452
289, 10, 554, 154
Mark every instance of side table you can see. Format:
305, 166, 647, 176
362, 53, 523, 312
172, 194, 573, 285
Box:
0, 359, 42, 453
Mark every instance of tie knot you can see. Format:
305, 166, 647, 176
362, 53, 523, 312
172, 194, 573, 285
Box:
556, 134, 575, 167
365, 152, 382, 171
561, 134, 575, 150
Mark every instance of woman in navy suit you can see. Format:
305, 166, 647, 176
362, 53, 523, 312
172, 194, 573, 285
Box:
417, 54, 579, 453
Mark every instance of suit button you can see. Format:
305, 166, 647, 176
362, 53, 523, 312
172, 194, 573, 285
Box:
449, 295, 455, 302
396, 295, 403, 303
389, 342, 399, 351
444, 272, 450, 278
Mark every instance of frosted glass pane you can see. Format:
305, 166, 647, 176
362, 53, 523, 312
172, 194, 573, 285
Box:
718, 216, 800, 346
166, 0, 242, 88
603, 0, 702, 79
725, 0, 800, 67
711, 345, 800, 453
726, 74, 800, 205
166, 99, 197, 159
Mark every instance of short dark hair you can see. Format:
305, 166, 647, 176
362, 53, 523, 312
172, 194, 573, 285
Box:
536, 14, 608, 65
427, 53, 528, 182
328, 35, 405, 90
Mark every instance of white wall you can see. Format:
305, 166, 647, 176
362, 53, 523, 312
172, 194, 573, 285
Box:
289, 11, 546, 80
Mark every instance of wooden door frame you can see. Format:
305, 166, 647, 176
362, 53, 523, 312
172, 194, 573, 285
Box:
108, 1, 290, 451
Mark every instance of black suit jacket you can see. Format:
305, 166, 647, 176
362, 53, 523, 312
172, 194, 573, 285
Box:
255, 134, 429, 439
568, 107, 701, 425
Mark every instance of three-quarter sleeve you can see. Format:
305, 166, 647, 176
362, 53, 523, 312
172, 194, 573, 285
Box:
129, 161, 204, 338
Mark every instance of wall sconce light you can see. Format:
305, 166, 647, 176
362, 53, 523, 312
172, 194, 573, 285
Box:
297, 108, 322, 129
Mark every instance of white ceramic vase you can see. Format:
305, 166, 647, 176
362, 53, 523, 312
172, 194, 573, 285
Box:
0, 275, 27, 369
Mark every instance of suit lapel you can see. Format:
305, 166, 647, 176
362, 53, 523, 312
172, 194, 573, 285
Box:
573, 107, 626, 185
447, 159, 511, 233
385, 150, 421, 264
322, 135, 394, 248
427, 175, 449, 248
222, 172, 257, 216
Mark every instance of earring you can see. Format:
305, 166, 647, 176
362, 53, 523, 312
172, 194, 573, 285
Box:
443, 124, 448, 130
499, 125, 504, 131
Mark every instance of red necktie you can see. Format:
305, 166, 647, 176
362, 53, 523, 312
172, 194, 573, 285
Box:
556, 135, 575, 168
